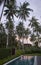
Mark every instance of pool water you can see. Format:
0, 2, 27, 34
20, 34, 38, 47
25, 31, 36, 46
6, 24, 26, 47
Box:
7, 56, 35, 65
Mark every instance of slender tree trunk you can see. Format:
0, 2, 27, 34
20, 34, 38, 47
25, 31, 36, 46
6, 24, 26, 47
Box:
19, 37, 21, 49
0, 0, 6, 21
37, 33, 39, 47
22, 37, 24, 51
6, 34, 8, 48
37, 32, 39, 47
22, 20, 24, 50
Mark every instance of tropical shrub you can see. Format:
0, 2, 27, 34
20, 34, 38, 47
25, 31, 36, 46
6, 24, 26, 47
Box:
0, 48, 11, 59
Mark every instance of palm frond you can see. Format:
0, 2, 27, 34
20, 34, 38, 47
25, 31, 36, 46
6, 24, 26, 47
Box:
18, 1, 33, 21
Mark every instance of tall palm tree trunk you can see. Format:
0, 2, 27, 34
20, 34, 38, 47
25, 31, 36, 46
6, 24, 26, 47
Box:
22, 37, 24, 50
37, 32, 39, 47
0, 0, 6, 21
6, 34, 8, 48
22, 20, 24, 50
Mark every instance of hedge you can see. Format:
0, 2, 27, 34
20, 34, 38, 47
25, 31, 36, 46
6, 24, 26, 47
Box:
0, 48, 11, 59
0, 48, 24, 59
24, 46, 41, 54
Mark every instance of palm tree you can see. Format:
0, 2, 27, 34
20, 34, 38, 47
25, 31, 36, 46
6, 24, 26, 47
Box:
30, 33, 36, 41
16, 22, 25, 39
3, 0, 17, 47
18, 1, 33, 21
6, 20, 14, 35
0, 0, 7, 21
29, 16, 41, 47
0, 0, 16, 21
24, 28, 31, 39
3, 0, 18, 47
4, 0, 17, 21
34, 24, 41, 47
16, 22, 25, 49
5, 20, 14, 47
0, 1, 33, 22
29, 16, 38, 28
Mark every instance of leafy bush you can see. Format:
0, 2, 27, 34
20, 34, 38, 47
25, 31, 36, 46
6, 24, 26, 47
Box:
24, 47, 32, 54
16, 50, 24, 56
31, 47, 41, 53
0, 48, 24, 59
24, 46, 41, 54
0, 48, 11, 59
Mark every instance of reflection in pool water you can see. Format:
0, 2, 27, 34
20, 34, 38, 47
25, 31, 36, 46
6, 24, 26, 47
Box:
7, 56, 35, 65
21, 56, 34, 60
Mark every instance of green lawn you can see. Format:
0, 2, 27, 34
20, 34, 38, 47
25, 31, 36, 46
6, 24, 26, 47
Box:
25, 53, 41, 56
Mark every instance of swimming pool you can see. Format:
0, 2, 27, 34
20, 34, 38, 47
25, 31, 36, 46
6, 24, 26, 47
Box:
3, 56, 35, 65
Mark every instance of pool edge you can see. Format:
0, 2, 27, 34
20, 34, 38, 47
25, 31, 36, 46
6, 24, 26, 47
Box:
3, 55, 22, 65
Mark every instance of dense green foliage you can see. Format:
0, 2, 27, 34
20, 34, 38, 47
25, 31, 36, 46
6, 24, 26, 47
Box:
16, 22, 25, 38
0, 47, 41, 59
0, 48, 24, 59
0, 48, 11, 59
29, 17, 41, 47
24, 46, 41, 54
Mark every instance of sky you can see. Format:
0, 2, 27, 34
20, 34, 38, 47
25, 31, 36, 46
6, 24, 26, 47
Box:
0, 0, 41, 28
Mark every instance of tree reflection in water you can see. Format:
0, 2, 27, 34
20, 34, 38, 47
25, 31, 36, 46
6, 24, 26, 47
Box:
20, 56, 34, 65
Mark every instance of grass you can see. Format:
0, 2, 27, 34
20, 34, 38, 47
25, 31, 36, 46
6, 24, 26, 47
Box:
0, 53, 21, 65
25, 53, 41, 56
